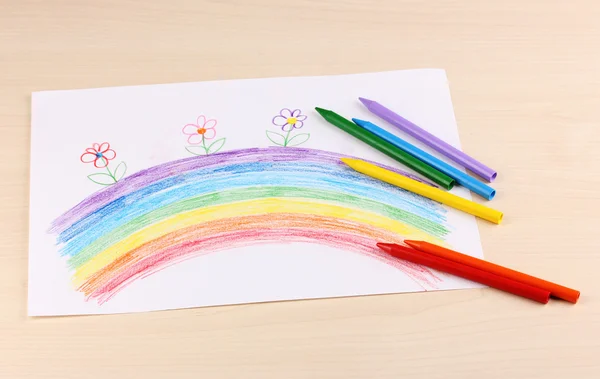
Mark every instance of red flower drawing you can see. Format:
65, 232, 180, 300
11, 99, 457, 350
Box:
80, 143, 117, 168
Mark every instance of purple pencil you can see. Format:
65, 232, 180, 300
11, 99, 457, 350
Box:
359, 97, 497, 182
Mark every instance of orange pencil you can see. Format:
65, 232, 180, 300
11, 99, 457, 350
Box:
377, 243, 551, 304
404, 240, 580, 303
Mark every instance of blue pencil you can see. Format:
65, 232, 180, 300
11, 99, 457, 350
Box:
352, 118, 496, 200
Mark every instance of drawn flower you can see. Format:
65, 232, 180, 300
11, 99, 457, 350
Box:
182, 115, 227, 156
272, 108, 307, 132
80, 142, 127, 186
182, 116, 217, 144
80, 142, 116, 168
266, 108, 310, 147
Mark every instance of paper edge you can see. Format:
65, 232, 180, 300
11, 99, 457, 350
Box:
30, 68, 448, 95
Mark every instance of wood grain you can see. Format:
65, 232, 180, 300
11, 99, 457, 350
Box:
1, 0, 599, 378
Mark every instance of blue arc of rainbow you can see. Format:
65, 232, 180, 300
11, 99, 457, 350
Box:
50, 147, 449, 303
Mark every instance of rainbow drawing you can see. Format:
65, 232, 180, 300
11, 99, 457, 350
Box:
49, 147, 450, 304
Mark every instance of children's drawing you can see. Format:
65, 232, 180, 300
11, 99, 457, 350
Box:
80, 142, 127, 186
50, 147, 449, 304
266, 108, 310, 147
29, 69, 486, 316
182, 115, 226, 155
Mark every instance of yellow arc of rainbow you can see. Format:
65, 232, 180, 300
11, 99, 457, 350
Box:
73, 197, 439, 285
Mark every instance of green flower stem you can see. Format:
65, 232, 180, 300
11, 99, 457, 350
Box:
100, 157, 117, 182
201, 136, 208, 154
283, 128, 293, 147
105, 164, 117, 183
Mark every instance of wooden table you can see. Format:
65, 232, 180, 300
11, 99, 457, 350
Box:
1, 1, 598, 378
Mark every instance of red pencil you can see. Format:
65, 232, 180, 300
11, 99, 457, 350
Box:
404, 240, 580, 303
377, 243, 551, 304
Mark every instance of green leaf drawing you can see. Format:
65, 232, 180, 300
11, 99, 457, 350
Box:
113, 162, 128, 181
207, 138, 226, 154
185, 145, 208, 156
286, 133, 310, 147
266, 130, 286, 146
87, 173, 116, 186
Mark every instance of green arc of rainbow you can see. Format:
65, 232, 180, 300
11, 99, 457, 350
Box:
50, 147, 450, 303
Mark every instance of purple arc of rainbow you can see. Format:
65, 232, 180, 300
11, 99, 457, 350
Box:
50, 147, 450, 303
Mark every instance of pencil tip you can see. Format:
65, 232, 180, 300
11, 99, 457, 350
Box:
351, 118, 368, 127
340, 158, 364, 170
358, 97, 374, 107
376, 242, 395, 253
314, 107, 328, 116
403, 240, 421, 249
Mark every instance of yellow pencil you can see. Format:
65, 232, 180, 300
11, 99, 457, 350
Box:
341, 158, 503, 224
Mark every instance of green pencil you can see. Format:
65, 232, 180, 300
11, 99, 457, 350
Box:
315, 107, 455, 190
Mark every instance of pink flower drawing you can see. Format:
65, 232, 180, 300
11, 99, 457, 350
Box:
182, 116, 217, 144
182, 115, 227, 156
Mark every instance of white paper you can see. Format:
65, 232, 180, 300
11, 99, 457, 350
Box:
28, 69, 484, 316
